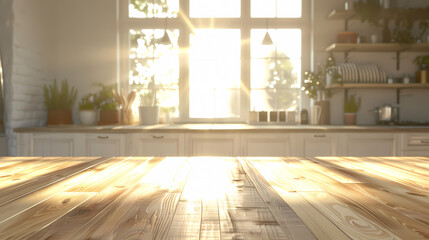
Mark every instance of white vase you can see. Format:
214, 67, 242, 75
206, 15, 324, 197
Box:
139, 106, 160, 125
79, 110, 98, 125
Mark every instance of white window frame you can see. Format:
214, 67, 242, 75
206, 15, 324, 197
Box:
118, 0, 311, 123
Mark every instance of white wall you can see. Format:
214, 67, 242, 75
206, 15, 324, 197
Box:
314, 0, 429, 125
52, 0, 118, 123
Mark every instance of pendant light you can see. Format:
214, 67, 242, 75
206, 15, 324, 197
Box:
160, 17, 172, 45
262, 18, 273, 45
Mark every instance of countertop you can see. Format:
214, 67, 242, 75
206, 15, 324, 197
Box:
0, 156, 428, 239
13, 123, 429, 133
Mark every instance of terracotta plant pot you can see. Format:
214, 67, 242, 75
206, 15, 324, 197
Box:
344, 113, 357, 125
98, 109, 120, 125
47, 109, 73, 125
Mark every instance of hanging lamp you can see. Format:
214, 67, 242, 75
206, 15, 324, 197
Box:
160, 17, 172, 45
262, 18, 273, 45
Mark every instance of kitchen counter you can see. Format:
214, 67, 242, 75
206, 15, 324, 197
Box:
0, 156, 428, 239
13, 123, 429, 133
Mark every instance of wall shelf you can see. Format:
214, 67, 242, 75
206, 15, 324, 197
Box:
326, 43, 429, 70
327, 83, 429, 105
326, 43, 429, 53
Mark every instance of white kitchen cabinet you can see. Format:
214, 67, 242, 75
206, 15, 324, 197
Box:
296, 133, 340, 157
343, 133, 398, 157
187, 133, 240, 156
129, 133, 185, 156
241, 133, 295, 156
400, 133, 429, 156
79, 133, 126, 157
32, 133, 76, 157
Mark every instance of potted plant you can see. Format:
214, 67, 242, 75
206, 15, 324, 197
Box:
344, 94, 361, 125
78, 93, 97, 125
414, 55, 429, 83
94, 83, 120, 125
43, 79, 77, 125
139, 89, 159, 125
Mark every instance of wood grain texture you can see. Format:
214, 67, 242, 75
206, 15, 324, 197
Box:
0, 156, 428, 239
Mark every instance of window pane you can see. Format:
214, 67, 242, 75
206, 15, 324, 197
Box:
251, 89, 299, 111
129, 0, 179, 18
129, 29, 179, 115
190, 0, 240, 18
251, 29, 301, 111
189, 29, 241, 118
251, 0, 302, 18
190, 89, 240, 118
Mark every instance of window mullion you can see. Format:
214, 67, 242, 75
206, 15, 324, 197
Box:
178, 0, 190, 122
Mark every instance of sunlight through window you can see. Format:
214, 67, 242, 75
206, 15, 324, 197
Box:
129, 29, 180, 117
189, 29, 241, 119
190, 0, 240, 18
251, 29, 301, 111
251, 0, 302, 18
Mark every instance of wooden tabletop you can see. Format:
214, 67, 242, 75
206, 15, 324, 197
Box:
0, 156, 428, 239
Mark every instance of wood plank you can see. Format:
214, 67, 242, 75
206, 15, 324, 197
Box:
309, 157, 429, 209
238, 157, 317, 240
284, 158, 405, 239
299, 157, 429, 239
323, 157, 429, 193
0, 157, 126, 223
0, 192, 95, 239
61, 157, 190, 240
28, 157, 164, 239
0, 157, 106, 206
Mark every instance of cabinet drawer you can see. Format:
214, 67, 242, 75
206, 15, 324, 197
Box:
402, 133, 429, 151
129, 133, 185, 156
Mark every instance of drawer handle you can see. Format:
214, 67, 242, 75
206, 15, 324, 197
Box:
421, 140, 429, 144
152, 135, 164, 139
314, 134, 326, 138
97, 136, 109, 139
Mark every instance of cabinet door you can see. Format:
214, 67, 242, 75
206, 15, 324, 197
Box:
187, 133, 239, 156
345, 133, 397, 157
33, 133, 75, 157
84, 134, 126, 157
400, 133, 429, 156
130, 133, 185, 156
298, 133, 339, 157
241, 134, 294, 156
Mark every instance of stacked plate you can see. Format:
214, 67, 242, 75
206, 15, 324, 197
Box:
338, 63, 387, 83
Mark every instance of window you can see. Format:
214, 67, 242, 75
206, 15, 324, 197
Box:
121, 0, 308, 122
189, 29, 241, 118
129, 29, 180, 117
251, 29, 301, 111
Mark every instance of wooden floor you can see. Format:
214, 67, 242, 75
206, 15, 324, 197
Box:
0, 156, 428, 239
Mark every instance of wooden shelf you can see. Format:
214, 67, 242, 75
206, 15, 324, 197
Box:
326, 83, 429, 89
326, 43, 429, 53
327, 9, 429, 21
327, 9, 358, 21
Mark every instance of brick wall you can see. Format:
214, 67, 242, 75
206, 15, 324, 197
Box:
0, 0, 55, 155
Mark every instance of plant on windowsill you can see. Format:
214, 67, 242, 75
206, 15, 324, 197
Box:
43, 79, 77, 125
78, 93, 97, 125
344, 94, 361, 125
94, 83, 121, 125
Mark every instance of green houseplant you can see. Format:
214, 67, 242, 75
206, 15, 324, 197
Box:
94, 83, 120, 125
78, 93, 97, 125
43, 79, 77, 125
344, 94, 361, 125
